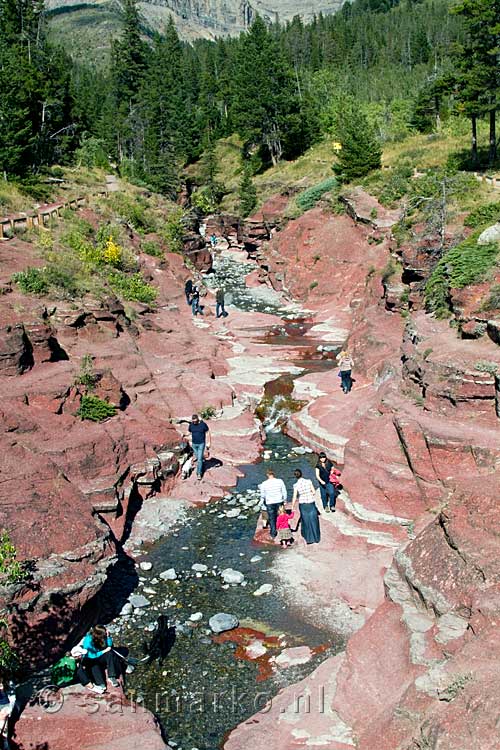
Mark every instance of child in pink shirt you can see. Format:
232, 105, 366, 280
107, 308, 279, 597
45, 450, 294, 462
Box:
276, 504, 294, 547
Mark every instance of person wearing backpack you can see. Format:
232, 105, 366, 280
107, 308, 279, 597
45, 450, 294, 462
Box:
76, 625, 121, 694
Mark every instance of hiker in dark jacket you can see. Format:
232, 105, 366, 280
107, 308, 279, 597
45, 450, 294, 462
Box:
215, 288, 227, 318
184, 279, 193, 305
188, 413, 211, 479
191, 286, 202, 316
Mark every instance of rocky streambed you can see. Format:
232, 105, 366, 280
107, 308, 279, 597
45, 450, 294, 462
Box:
93, 250, 343, 750
110, 432, 342, 750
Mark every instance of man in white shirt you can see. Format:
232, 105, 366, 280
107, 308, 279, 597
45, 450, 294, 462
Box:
259, 469, 287, 539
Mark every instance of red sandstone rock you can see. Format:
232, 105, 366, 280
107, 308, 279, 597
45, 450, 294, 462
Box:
13, 685, 169, 750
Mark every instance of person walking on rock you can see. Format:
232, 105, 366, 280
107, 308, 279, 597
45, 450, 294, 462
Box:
337, 350, 354, 394
188, 413, 211, 480
315, 452, 336, 512
215, 288, 228, 318
184, 278, 193, 306
191, 285, 202, 316
259, 469, 287, 540
276, 503, 294, 547
292, 469, 320, 544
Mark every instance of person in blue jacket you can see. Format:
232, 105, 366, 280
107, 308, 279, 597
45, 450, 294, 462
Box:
76, 625, 121, 694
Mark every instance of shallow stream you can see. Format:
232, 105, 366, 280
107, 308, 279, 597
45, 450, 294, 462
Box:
111, 252, 344, 750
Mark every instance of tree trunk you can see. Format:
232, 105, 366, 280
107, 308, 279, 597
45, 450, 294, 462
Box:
471, 115, 479, 168
489, 109, 497, 165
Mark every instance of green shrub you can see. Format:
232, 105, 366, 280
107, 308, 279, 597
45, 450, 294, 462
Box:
0, 531, 28, 584
107, 271, 157, 304
482, 284, 500, 311
141, 240, 163, 258
426, 235, 500, 317
161, 208, 185, 254
296, 177, 338, 211
464, 202, 500, 229
12, 267, 49, 295
0, 637, 18, 676
75, 135, 109, 169
108, 194, 155, 233
474, 360, 498, 374
309, 280, 318, 290
200, 405, 216, 419
75, 354, 97, 390
77, 395, 117, 422
381, 259, 398, 283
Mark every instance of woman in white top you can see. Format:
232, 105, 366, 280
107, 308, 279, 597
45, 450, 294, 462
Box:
291, 469, 320, 544
337, 350, 354, 394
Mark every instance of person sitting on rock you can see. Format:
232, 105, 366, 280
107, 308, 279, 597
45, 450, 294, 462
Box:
276, 504, 294, 548
337, 350, 354, 394
76, 625, 121, 694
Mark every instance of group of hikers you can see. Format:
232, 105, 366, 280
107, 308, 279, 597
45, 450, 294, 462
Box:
258, 454, 342, 547
184, 277, 227, 319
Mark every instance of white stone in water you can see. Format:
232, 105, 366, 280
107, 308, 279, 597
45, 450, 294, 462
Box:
120, 602, 133, 616
192, 563, 208, 573
250, 555, 262, 563
143, 587, 156, 595
253, 584, 273, 596
292, 446, 307, 454
221, 568, 245, 585
209, 613, 239, 634
139, 561, 153, 571
225, 508, 241, 518
159, 568, 177, 580
129, 594, 150, 608
189, 612, 203, 622
304, 447, 313, 453
150, 578, 159, 584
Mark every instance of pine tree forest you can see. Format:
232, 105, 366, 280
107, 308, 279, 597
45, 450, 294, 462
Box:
0, 0, 498, 195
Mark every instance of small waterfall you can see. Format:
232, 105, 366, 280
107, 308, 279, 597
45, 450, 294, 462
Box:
263, 394, 294, 432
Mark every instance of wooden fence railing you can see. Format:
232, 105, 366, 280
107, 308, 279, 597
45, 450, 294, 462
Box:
0, 190, 109, 241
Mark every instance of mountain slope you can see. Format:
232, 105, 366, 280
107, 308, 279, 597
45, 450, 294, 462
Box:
46, 0, 344, 51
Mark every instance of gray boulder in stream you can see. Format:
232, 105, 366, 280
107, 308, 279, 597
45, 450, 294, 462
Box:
209, 613, 239, 634
221, 568, 245, 584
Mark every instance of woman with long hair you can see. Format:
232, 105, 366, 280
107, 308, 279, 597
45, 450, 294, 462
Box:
76, 625, 121, 694
291, 469, 321, 545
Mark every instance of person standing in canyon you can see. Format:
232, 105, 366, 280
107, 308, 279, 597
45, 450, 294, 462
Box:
191, 285, 202, 316
291, 469, 321, 544
315, 452, 336, 512
188, 413, 211, 480
259, 469, 287, 540
215, 287, 228, 318
337, 350, 354, 394
184, 278, 193, 306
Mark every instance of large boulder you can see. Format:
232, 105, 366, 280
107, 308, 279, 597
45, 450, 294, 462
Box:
478, 223, 500, 245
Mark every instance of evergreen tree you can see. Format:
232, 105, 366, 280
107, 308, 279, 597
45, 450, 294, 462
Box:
451, 0, 499, 165
108, 0, 148, 164
137, 20, 187, 195
238, 164, 257, 217
0, 0, 74, 177
230, 16, 307, 165
332, 96, 382, 181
